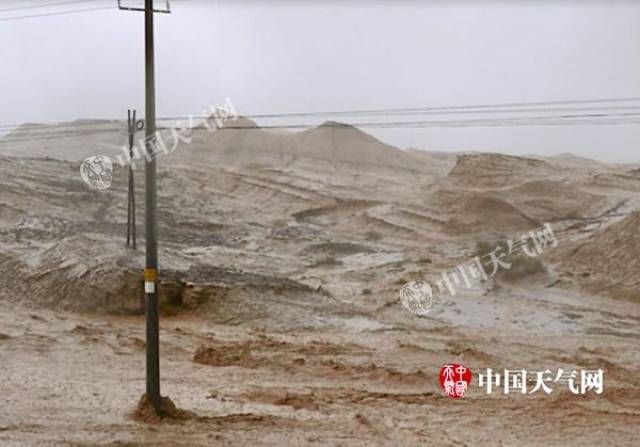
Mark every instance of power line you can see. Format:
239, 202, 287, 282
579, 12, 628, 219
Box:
159, 96, 640, 122
170, 113, 640, 131
1, 119, 637, 146
0, 0, 106, 13
1, 111, 639, 145
0, 4, 113, 21
158, 104, 640, 124
8, 110, 640, 134
3, 97, 640, 132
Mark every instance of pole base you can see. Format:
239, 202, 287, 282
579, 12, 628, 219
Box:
132, 393, 196, 423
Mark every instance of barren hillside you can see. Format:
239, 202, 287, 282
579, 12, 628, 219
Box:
0, 123, 639, 446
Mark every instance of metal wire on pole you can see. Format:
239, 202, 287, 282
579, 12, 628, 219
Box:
126, 109, 143, 250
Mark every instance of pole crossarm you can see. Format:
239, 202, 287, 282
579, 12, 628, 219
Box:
117, 0, 171, 13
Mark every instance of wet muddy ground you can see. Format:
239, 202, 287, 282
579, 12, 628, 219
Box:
1, 283, 638, 446
1, 146, 639, 445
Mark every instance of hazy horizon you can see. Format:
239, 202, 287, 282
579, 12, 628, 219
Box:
1, 0, 639, 162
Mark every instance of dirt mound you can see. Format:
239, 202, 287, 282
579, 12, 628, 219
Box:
428, 189, 538, 236
132, 393, 196, 423
221, 115, 259, 129
0, 239, 145, 314
558, 211, 640, 300
448, 153, 563, 188
291, 121, 417, 170
540, 153, 608, 171
581, 170, 640, 192
176, 120, 420, 172
501, 180, 607, 221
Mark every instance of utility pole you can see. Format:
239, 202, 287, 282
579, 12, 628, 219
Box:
126, 109, 144, 250
143, 0, 161, 412
118, 0, 171, 413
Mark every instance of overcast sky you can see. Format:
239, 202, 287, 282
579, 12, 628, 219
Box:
1, 0, 639, 162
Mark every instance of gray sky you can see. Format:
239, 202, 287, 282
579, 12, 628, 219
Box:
1, 0, 639, 162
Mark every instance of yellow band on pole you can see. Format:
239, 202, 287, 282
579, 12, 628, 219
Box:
144, 268, 157, 281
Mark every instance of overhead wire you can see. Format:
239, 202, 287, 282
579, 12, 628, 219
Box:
158, 97, 640, 122
2, 96, 640, 133
0, 0, 107, 13
0, 3, 113, 21
1, 111, 640, 145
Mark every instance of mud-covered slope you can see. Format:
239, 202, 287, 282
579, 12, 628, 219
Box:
558, 211, 640, 301
448, 152, 565, 188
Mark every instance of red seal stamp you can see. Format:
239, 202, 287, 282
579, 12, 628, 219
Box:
440, 364, 472, 398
